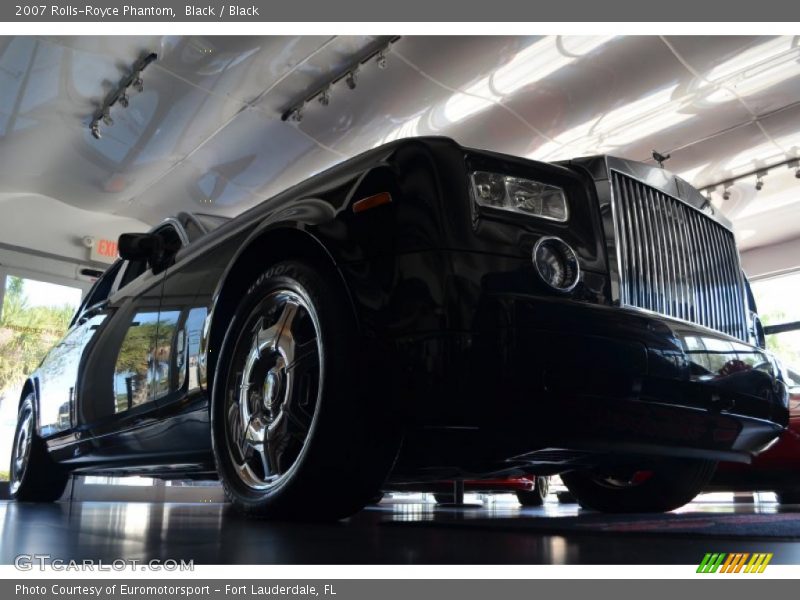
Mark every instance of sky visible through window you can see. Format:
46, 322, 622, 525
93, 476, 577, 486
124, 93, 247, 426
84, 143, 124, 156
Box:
751, 271, 800, 378
751, 271, 800, 325
9, 276, 83, 310
0, 275, 83, 480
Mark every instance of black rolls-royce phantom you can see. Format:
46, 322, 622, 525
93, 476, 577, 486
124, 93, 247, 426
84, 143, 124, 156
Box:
10, 137, 789, 518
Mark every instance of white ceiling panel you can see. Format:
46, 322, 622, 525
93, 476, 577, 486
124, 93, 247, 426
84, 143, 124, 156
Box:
0, 35, 798, 259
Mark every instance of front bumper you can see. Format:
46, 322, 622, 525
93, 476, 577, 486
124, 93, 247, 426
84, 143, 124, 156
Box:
470, 294, 789, 464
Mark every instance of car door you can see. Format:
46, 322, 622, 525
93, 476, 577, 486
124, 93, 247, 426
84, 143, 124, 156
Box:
72, 221, 201, 462
76, 247, 168, 440
150, 220, 214, 454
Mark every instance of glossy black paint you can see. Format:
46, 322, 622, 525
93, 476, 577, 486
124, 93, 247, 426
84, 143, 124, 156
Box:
24, 137, 789, 482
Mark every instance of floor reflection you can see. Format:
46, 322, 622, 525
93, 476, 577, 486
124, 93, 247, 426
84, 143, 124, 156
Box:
2, 493, 800, 565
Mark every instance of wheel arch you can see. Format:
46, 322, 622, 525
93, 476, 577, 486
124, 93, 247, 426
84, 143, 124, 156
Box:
19, 378, 38, 410
18, 378, 38, 430
204, 225, 358, 397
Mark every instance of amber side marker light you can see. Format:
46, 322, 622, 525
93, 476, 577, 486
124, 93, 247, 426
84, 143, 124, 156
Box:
353, 192, 392, 213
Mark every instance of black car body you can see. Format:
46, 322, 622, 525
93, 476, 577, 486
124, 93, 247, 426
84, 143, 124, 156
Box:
11, 137, 790, 517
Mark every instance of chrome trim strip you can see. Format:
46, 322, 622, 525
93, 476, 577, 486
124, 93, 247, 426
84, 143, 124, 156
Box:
607, 170, 627, 307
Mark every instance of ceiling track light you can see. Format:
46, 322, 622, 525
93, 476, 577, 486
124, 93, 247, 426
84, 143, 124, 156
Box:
699, 187, 717, 215
89, 52, 157, 140
692, 155, 800, 199
318, 87, 331, 107
280, 36, 401, 123
755, 171, 766, 191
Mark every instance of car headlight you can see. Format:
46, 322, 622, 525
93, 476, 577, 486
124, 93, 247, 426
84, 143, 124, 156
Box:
470, 171, 568, 222
533, 237, 580, 292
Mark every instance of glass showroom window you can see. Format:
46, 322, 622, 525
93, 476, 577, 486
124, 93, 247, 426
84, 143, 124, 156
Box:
0, 274, 83, 482
751, 271, 800, 388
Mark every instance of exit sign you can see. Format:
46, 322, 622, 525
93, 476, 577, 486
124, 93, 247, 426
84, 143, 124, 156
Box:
90, 238, 118, 264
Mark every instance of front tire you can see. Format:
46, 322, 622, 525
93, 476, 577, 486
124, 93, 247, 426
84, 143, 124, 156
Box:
561, 459, 716, 513
211, 260, 399, 520
10, 395, 69, 502
516, 476, 550, 507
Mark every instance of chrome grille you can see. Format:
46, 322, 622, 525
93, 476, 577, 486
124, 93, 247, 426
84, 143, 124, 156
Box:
610, 170, 748, 341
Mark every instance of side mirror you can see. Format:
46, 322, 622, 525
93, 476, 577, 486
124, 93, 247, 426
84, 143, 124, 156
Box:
118, 233, 163, 262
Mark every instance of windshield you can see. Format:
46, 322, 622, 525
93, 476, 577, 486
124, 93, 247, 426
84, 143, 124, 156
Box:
176, 212, 231, 244
193, 213, 231, 232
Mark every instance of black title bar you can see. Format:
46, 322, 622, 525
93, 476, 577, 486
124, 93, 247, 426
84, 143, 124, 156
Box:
2, 0, 800, 21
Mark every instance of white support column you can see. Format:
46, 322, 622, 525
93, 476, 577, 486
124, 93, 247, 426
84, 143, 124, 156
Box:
0, 266, 8, 321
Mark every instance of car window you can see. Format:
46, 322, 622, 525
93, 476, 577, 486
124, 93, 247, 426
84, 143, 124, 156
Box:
82, 261, 122, 309
193, 213, 230, 232
117, 259, 148, 290
69, 261, 123, 327
183, 219, 204, 243
173, 213, 229, 245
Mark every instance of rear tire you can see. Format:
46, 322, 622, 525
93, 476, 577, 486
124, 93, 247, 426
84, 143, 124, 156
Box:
556, 490, 578, 504
516, 476, 550, 507
211, 260, 399, 520
561, 459, 716, 513
433, 492, 453, 504
10, 395, 69, 502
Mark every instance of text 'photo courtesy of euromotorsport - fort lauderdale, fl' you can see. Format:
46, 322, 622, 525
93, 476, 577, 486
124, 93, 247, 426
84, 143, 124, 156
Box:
15, 584, 327, 597
2, 0, 800, 594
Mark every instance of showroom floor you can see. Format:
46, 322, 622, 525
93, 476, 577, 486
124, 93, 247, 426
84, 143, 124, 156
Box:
3, 495, 800, 565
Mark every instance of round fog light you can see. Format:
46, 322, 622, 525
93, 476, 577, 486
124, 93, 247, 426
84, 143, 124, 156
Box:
533, 236, 580, 292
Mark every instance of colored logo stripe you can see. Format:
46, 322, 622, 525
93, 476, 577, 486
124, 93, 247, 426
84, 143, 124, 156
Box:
697, 552, 772, 573
697, 553, 726, 573
728, 553, 748, 573
744, 553, 773, 573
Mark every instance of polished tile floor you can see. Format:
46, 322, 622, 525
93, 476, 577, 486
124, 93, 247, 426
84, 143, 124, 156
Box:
3, 494, 800, 565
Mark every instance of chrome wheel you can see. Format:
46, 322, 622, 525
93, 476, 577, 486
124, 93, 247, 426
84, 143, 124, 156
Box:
537, 475, 550, 498
10, 404, 34, 495
225, 289, 321, 491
